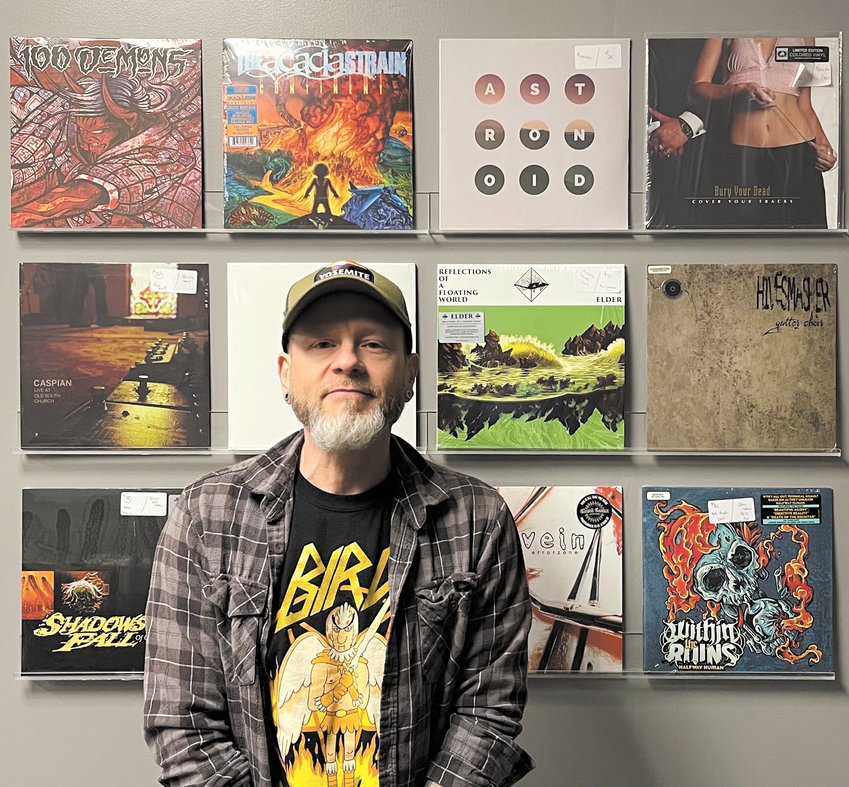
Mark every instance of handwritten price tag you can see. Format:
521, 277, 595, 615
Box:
121, 492, 168, 517
574, 44, 622, 70
150, 268, 198, 294
708, 497, 756, 525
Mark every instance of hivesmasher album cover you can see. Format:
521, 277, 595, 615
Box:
646, 263, 837, 452
10, 37, 203, 229
646, 36, 841, 229
643, 487, 833, 675
437, 264, 625, 450
500, 486, 623, 673
22, 488, 176, 675
440, 38, 630, 231
227, 261, 418, 450
223, 39, 413, 230
20, 263, 211, 449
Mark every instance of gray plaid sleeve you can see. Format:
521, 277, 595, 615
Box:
426, 498, 534, 787
143, 492, 252, 786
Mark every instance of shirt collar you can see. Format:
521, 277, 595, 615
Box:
241, 430, 450, 529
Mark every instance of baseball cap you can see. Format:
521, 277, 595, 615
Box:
281, 261, 413, 352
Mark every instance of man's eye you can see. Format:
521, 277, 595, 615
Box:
312, 341, 334, 349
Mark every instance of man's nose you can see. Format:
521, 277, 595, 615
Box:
331, 342, 366, 374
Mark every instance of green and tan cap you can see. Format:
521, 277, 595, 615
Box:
281, 261, 413, 351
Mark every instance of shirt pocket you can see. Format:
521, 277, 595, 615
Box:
414, 572, 478, 685
203, 574, 266, 687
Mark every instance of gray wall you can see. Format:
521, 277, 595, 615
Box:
4, 1, 848, 785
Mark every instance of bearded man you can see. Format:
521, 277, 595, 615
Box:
143, 261, 533, 787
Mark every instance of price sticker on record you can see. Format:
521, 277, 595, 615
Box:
150, 268, 198, 294
121, 492, 169, 517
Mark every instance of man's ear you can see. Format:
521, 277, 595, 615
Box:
405, 352, 420, 392
278, 352, 290, 397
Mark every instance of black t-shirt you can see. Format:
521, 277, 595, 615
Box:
266, 470, 392, 786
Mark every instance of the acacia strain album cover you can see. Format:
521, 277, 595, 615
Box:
20, 263, 210, 448
227, 262, 418, 450
437, 264, 625, 450
500, 486, 623, 673
647, 263, 837, 452
10, 38, 203, 229
223, 39, 413, 230
439, 39, 629, 231
643, 487, 833, 675
22, 489, 175, 675
646, 36, 841, 229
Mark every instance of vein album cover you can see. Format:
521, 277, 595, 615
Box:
646, 263, 837, 452
501, 485, 623, 673
20, 263, 211, 449
643, 487, 833, 675
223, 39, 413, 230
437, 264, 625, 450
22, 488, 176, 675
646, 36, 841, 229
10, 37, 203, 228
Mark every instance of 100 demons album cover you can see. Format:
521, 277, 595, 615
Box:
22, 488, 175, 675
646, 263, 837, 452
437, 264, 625, 450
223, 39, 413, 230
20, 262, 210, 448
645, 35, 841, 229
643, 487, 833, 675
10, 38, 203, 229
500, 486, 623, 673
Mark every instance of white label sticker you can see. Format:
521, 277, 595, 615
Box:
648, 265, 672, 275
708, 497, 756, 525
574, 44, 622, 70
438, 312, 485, 343
575, 266, 623, 294
797, 62, 832, 87
150, 268, 198, 294
646, 491, 670, 501
121, 492, 169, 517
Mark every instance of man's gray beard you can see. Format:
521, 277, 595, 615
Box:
289, 387, 405, 452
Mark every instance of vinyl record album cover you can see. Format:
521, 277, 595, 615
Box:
647, 263, 837, 451
20, 263, 211, 448
439, 38, 630, 231
500, 486, 623, 673
437, 264, 625, 450
227, 262, 418, 450
223, 39, 413, 230
646, 36, 841, 229
643, 487, 833, 675
21, 488, 176, 675
10, 37, 203, 229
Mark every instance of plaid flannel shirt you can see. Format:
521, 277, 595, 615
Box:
144, 431, 534, 786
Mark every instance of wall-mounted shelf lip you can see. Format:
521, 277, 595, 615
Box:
428, 449, 842, 458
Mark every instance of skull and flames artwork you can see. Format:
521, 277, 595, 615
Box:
645, 490, 832, 674
224, 39, 413, 231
